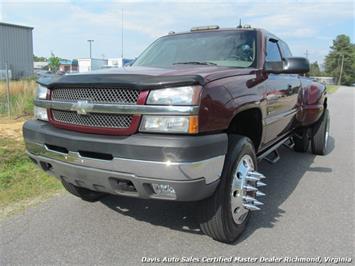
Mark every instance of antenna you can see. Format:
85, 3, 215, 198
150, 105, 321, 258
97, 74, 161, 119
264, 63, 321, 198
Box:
237, 18, 242, 28
121, 8, 124, 58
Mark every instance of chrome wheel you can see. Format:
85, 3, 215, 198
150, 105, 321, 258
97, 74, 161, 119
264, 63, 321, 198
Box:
324, 114, 330, 149
230, 155, 266, 224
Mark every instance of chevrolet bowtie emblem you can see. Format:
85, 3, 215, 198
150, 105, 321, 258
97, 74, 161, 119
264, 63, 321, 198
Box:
71, 100, 93, 115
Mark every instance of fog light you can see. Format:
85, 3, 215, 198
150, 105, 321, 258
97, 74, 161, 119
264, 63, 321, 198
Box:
151, 184, 176, 198
34, 106, 48, 121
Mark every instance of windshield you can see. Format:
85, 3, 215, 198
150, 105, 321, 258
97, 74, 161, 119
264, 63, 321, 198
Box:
133, 30, 257, 68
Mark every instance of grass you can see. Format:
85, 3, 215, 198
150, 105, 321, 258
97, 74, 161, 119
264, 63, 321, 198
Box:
0, 80, 37, 118
0, 79, 63, 218
326, 85, 339, 94
0, 133, 62, 218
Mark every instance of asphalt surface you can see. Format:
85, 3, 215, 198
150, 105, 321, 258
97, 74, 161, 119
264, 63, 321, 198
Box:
1, 86, 354, 265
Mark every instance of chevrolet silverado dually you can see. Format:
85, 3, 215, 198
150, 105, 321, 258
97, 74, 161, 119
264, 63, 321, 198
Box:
23, 25, 329, 243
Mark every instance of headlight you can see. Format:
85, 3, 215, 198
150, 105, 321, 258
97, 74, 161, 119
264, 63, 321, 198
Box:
140, 115, 198, 134
34, 85, 48, 121
147, 86, 201, 105
34, 106, 48, 121
36, 85, 48, 99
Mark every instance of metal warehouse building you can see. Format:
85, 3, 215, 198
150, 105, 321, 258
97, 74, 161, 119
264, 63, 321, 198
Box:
0, 22, 34, 79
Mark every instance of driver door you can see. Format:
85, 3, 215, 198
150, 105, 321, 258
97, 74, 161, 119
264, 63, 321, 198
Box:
263, 39, 301, 144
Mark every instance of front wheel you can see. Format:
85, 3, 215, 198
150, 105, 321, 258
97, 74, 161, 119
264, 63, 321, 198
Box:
198, 135, 266, 243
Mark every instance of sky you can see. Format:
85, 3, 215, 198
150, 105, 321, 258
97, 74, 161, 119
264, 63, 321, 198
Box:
0, 0, 354, 66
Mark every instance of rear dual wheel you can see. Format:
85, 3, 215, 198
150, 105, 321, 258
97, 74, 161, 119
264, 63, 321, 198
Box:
293, 128, 310, 152
311, 109, 330, 155
293, 109, 330, 155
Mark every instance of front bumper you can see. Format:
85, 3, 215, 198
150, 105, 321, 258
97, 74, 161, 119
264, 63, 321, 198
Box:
23, 120, 227, 201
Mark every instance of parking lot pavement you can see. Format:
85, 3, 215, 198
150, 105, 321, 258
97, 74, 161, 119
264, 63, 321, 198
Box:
0, 87, 354, 265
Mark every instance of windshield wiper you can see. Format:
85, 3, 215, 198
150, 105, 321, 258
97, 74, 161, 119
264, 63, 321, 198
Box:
173, 61, 217, 66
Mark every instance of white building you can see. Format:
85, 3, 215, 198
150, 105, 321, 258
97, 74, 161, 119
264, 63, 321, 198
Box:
311, 76, 336, 85
108, 58, 122, 68
33, 61, 48, 70
107, 58, 134, 68
78, 58, 108, 73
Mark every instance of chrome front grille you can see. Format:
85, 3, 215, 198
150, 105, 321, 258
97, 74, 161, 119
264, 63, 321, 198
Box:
51, 87, 140, 104
50, 87, 139, 131
52, 110, 133, 129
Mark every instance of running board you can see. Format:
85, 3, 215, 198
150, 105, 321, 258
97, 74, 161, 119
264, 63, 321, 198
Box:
257, 136, 291, 163
283, 138, 295, 150
264, 150, 280, 164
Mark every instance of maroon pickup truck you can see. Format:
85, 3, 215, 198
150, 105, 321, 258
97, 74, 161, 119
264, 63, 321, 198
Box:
23, 26, 329, 243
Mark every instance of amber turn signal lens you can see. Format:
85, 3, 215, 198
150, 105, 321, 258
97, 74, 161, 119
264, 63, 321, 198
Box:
188, 115, 199, 134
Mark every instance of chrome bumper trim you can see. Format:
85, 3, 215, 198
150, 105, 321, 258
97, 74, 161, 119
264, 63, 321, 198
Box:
34, 99, 199, 116
26, 142, 224, 184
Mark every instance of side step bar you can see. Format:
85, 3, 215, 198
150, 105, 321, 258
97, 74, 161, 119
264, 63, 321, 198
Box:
282, 138, 295, 150
264, 150, 280, 164
257, 136, 292, 164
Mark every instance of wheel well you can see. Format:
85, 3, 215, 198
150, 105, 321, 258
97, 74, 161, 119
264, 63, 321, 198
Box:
227, 108, 263, 151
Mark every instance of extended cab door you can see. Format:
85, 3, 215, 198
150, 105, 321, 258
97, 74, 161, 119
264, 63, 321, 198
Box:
263, 38, 301, 144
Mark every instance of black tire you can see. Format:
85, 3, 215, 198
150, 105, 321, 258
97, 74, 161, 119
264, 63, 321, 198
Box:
198, 135, 257, 243
61, 180, 105, 202
311, 109, 330, 155
293, 128, 310, 152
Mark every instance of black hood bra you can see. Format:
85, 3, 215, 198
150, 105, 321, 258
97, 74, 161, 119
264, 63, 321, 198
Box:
38, 73, 205, 90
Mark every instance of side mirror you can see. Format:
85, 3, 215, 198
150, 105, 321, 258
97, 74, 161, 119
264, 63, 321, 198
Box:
265, 57, 310, 74
283, 57, 310, 74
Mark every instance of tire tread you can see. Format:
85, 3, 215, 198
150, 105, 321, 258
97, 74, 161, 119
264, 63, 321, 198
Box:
311, 109, 329, 155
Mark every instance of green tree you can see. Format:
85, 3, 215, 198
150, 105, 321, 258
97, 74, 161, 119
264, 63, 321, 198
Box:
324, 35, 355, 86
309, 61, 321, 77
33, 55, 47, 62
48, 53, 60, 72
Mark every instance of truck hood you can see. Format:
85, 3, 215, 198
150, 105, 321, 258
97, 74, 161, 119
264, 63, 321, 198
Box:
39, 66, 255, 90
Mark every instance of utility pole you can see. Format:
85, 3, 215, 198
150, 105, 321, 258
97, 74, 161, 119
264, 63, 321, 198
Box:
121, 8, 124, 59
338, 53, 344, 85
87, 40, 94, 59
305, 50, 309, 59
237, 18, 242, 28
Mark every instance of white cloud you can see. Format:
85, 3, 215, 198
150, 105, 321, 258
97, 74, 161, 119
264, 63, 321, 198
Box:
0, 2, 3, 21
1, 0, 353, 63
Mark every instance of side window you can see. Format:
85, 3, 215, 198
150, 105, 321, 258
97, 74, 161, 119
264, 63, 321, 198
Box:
279, 41, 292, 58
266, 40, 282, 62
